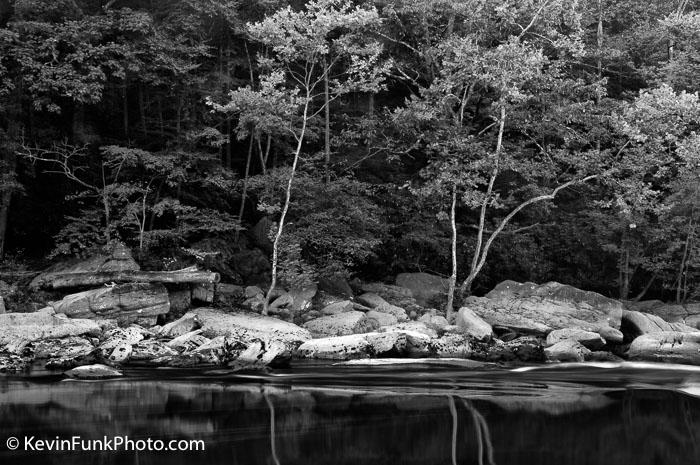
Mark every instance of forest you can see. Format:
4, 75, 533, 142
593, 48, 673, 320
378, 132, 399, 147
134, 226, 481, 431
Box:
1, 0, 700, 311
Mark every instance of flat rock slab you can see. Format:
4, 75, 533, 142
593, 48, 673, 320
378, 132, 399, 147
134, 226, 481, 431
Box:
65, 364, 123, 379
467, 281, 623, 337
186, 308, 311, 350
303, 311, 367, 337
628, 331, 700, 365
0, 310, 101, 348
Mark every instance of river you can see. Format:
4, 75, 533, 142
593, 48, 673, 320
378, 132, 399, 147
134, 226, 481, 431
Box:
1, 361, 699, 464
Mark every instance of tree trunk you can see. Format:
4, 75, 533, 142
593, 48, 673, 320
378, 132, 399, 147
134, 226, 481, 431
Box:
677, 218, 694, 303
264, 98, 311, 314
323, 58, 331, 183
236, 134, 254, 241
445, 183, 458, 321
32, 268, 220, 290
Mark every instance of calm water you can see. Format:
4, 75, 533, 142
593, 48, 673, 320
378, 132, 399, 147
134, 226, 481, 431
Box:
1, 361, 699, 465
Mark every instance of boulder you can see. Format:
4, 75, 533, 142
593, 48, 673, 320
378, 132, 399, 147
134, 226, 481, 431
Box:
476, 336, 544, 362
429, 334, 472, 358
624, 300, 700, 327
544, 340, 591, 362
50, 283, 170, 325
628, 331, 700, 365
0, 353, 30, 373
269, 292, 293, 310
245, 285, 264, 299
378, 322, 438, 339
418, 313, 449, 332
30, 336, 95, 360
130, 340, 178, 362
303, 311, 367, 337
356, 293, 408, 322
98, 327, 146, 355
230, 339, 289, 369
232, 248, 270, 283
65, 364, 123, 379
192, 284, 215, 304
0, 310, 101, 349
455, 307, 493, 341
467, 281, 623, 338
395, 273, 449, 307
214, 283, 245, 307
545, 328, 606, 350
166, 330, 210, 351
366, 330, 430, 356
360, 282, 418, 310
296, 334, 371, 360
185, 308, 311, 351
364, 310, 398, 328
288, 285, 317, 313
320, 300, 355, 315
158, 313, 200, 338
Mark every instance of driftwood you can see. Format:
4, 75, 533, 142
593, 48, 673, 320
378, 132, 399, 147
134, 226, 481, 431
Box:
32, 267, 220, 290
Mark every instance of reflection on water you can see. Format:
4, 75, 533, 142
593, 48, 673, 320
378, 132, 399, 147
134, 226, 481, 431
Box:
0, 362, 699, 465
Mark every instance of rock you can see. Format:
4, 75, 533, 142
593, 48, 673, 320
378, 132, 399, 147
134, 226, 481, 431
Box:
297, 334, 370, 360
317, 276, 353, 299
356, 293, 408, 322
321, 300, 355, 315
251, 217, 274, 252
544, 340, 591, 362
30, 242, 140, 289
50, 283, 170, 325
98, 327, 146, 356
166, 329, 210, 351
625, 300, 700, 328
597, 326, 624, 344
188, 308, 311, 351
455, 307, 493, 341
366, 330, 430, 356
418, 313, 449, 332
586, 351, 624, 362
395, 272, 449, 307
429, 334, 472, 358
0, 310, 101, 349
65, 364, 123, 379
364, 310, 398, 327
107, 342, 133, 362
158, 313, 200, 338
288, 285, 317, 313
214, 283, 245, 307
192, 284, 215, 304
130, 340, 178, 362
545, 328, 606, 350
230, 339, 289, 369
30, 336, 95, 360
628, 331, 700, 365
473, 336, 544, 362
245, 285, 264, 299
467, 281, 623, 338
243, 294, 266, 313
303, 311, 367, 337
360, 282, 417, 309
0, 296, 5, 314
232, 248, 270, 283
622, 310, 697, 342
269, 292, 293, 310
0, 353, 30, 373
378, 322, 438, 339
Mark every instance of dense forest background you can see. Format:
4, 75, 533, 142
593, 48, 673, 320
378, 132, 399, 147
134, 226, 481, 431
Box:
1, 0, 700, 305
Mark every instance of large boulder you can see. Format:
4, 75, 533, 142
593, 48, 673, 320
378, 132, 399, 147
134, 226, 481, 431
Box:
624, 300, 700, 329
296, 334, 370, 360
356, 293, 409, 322
622, 310, 696, 341
455, 307, 493, 341
545, 328, 606, 350
360, 282, 418, 310
0, 309, 101, 349
628, 331, 700, 365
65, 364, 123, 379
50, 283, 170, 325
179, 308, 311, 351
303, 311, 368, 337
544, 340, 591, 363
320, 300, 355, 315
466, 281, 623, 338
395, 273, 449, 307
317, 276, 354, 299
30, 242, 139, 289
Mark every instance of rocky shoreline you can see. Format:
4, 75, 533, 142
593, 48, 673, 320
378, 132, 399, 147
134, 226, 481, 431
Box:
2, 246, 700, 379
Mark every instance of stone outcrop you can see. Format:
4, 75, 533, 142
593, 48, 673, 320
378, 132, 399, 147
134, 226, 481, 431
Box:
466, 281, 622, 339
302, 311, 368, 337
545, 328, 606, 350
296, 329, 431, 360
0, 309, 101, 349
50, 283, 170, 325
455, 307, 493, 341
624, 300, 700, 329
628, 331, 700, 365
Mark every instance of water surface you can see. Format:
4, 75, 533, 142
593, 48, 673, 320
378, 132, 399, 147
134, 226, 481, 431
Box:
1, 361, 699, 465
